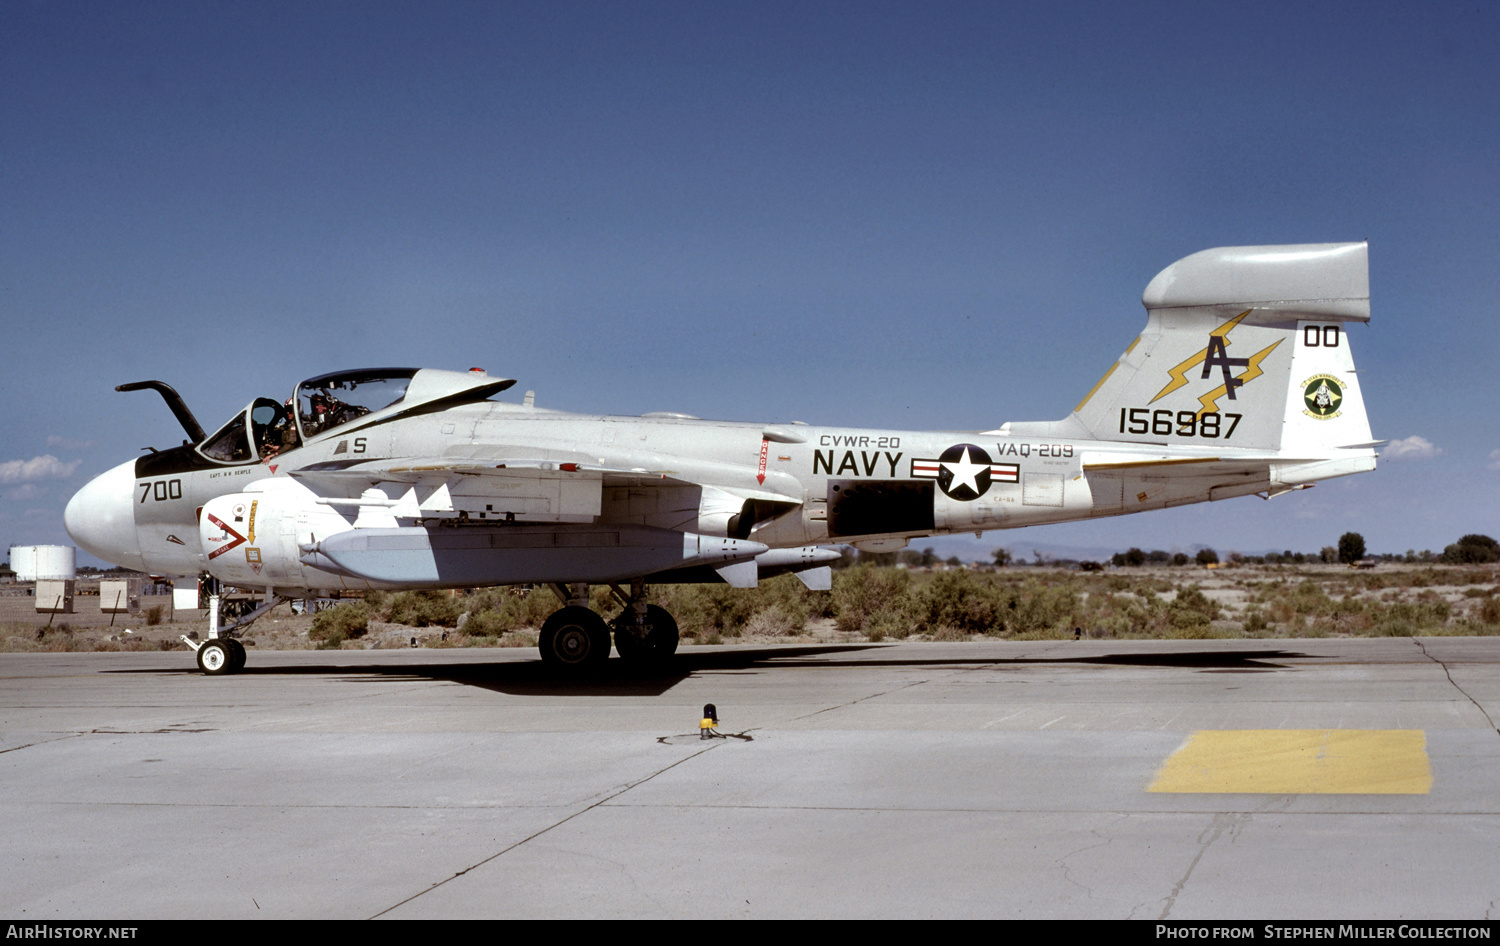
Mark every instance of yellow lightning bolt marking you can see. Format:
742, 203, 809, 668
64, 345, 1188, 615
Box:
1195, 339, 1282, 415
1148, 310, 1252, 404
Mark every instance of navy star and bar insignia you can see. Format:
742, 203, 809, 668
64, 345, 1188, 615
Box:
911, 444, 1018, 501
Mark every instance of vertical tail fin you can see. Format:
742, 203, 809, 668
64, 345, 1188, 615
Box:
1062, 242, 1372, 456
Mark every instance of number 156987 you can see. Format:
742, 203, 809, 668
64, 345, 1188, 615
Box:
1119, 408, 1242, 439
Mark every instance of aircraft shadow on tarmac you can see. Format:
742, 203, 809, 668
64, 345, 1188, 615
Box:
111, 645, 1315, 697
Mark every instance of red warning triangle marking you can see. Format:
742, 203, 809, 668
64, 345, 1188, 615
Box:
205, 513, 247, 560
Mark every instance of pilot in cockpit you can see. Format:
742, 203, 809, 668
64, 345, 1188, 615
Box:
260, 398, 301, 459
305, 391, 334, 435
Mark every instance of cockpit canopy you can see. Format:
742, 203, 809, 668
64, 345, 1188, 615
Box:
198, 398, 292, 463
296, 368, 418, 439
189, 367, 513, 466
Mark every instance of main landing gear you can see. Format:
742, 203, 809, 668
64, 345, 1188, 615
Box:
538, 580, 679, 670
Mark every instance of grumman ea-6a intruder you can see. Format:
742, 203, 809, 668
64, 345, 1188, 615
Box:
65, 243, 1379, 675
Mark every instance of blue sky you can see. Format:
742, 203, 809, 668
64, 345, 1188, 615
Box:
3, 1, 1496, 562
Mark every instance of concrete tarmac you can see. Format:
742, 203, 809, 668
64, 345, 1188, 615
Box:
2, 638, 1498, 919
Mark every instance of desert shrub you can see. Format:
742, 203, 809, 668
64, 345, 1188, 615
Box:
463, 586, 557, 634
864, 608, 913, 640
743, 606, 801, 638
832, 565, 912, 632
144, 605, 163, 626
1078, 589, 1160, 638
1167, 585, 1221, 630
1477, 596, 1500, 626
386, 590, 464, 627
309, 603, 369, 647
1242, 608, 1270, 635
1127, 575, 1178, 597
656, 583, 757, 636
1358, 573, 1394, 591
1288, 580, 1337, 616
462, 609, 513, 638
912, 570, 1007, 634
2, 622, 83, 652
1000, 578, 1081, 636
765, 574, 823, 624
1372, 599, 1451, 636
1401, 569, 1441, 589
676, 573, 822, 636
1164, 623, 1228, 639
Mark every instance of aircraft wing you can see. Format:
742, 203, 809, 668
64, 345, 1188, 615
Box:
287, 454, 801, 527
292, 455, 695, 488
242, 454, 815, 590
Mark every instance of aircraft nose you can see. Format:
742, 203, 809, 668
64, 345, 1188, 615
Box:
65, 460, 146, 572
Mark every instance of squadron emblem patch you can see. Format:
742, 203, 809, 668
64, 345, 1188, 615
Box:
1301, 374, 1344, 420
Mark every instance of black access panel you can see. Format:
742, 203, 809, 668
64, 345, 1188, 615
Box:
826, 479, 935, 538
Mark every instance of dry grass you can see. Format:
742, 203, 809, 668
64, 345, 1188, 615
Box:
1, 562, 1495, 654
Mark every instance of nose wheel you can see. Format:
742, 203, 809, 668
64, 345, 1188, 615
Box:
192, 637, 246, 675
194, 637, 246, 675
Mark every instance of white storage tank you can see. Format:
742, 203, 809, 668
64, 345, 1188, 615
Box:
11, 545, 77, 581
10, 546, 35, 581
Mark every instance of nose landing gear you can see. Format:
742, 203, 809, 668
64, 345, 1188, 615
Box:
190, 636, 246, 675
184, 585, 284, 675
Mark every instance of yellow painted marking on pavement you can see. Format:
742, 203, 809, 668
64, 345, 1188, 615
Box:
1148, 730, 1431, 794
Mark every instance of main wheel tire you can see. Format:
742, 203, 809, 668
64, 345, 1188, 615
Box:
613, 605, 679, 664
539, 606, 611, 668
226, 638, 247, 673
196, 639, 232, 675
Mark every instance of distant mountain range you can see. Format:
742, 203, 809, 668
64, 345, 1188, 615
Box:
900, 534, 1220, 564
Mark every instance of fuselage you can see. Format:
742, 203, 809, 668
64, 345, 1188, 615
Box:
66, 393, 1282, 585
